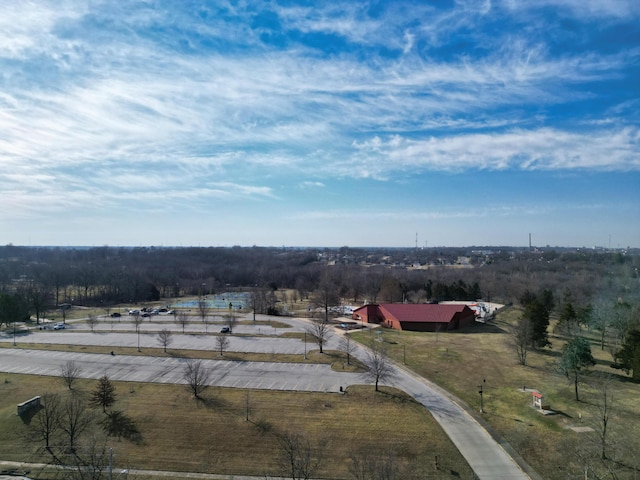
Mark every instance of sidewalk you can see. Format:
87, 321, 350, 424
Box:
0, 460, 289, 480
328, 331, 534, 480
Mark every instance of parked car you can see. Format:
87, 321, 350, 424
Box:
53, 323, 66, 330
110, 312, 121, 318
128, 309, 140, 315
220, 326, 230, 333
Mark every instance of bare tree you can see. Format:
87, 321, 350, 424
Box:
58, 434, 111, 480
198, 299, 208, 332
33, 392, 62, 449
590, 375, 615, 460
176, 310, 189, 334
309, 274, 340, 323
61, 360, 82, 390
86, 313, 98, 333
339, 334, 356, 365
510, 317, 533, 366
133, 312, 143, 352
215, 334, 230, 356
157, 328, 173, 352
363, 340, 394, 392
27, 282, 52, 325
277, 430, 325, 480
306, 320, 331, 354
59, 395, 93, 451
183, 360, 210, 399
225, 309, 238, 333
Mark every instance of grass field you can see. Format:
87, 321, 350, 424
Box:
351, 307, 640, 480
5, 296, 638, 479
0, 374, 472, 479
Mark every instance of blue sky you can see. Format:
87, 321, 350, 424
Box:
1, 0, 639, 248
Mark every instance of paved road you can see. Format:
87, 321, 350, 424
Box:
1, 316, 533, 479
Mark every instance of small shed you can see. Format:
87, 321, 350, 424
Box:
531, 391, 549, 410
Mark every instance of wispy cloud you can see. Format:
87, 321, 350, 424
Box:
343, 127, 640, 178
0, 1, 638, 246
289, 201, 613, 222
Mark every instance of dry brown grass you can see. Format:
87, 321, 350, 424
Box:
351, 308, 640, 480
0, 374, 471, 479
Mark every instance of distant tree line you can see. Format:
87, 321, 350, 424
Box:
0, 244, 637, 331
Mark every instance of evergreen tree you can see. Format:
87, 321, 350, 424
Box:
560, 337, 595, 401
615, 329, 640, 381
556, 302, 579, 335
90, 375, 117, 413
521, 295, 551, 348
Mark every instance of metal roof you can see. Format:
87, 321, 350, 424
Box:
378, 303, 472, 323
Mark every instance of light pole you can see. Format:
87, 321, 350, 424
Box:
304, 331, 307, 360
478, 379, 486, 413
403, 343, 406, 364
13, 320, 17, 346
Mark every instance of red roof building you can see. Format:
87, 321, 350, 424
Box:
352, 303, 476, 332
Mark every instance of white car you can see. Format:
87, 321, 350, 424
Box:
53, 322, 66, 330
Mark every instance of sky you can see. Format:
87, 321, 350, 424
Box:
1, 0, 639, 249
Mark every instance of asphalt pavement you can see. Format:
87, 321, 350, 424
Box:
0, 314, 533, 479
0, 348, 364, 393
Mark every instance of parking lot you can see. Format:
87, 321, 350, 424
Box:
0, 348, 363, 393
0, 313, 531, 479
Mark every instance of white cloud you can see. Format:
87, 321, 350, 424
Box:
299, 181, 326, 189
344, 127, 640, 178
503, 0, 640, 19
0, 1, 637, 247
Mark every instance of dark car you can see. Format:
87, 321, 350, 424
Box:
110, 312, 121, 318
220, 326, 230, 333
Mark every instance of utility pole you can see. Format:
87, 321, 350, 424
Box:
109, 447, 113, 480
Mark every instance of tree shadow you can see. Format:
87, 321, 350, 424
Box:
452, 322, 507, 334
376, 387, 422, 406
198, 394, 228, 410
166, 350, 187, 359
536, 348, 562, 359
